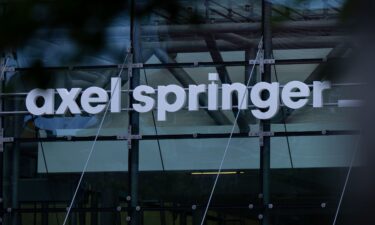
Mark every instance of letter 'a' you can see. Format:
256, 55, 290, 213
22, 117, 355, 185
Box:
26, 89, 55, 115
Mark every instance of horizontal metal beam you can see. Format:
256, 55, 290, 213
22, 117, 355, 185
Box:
7, 57, 344, 72
29, 20, 340, 38
2, 130, 359, 143
0, 203, 334, 213
143, 36, 348, 52
141, 19, 340, 35
0, 100, 361, 115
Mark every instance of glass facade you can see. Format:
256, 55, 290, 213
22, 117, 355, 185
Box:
0, 0, 360, 225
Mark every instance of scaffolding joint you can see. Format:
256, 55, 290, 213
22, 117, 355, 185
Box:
249, 131, 274, 147
248, 131, 274, 137
3, 67, 15, 73
249, 57, 275, 74
116, 134, 142, 140
118, 128, 142, 149
0, 129, 14, 152
118, 63, 142, 70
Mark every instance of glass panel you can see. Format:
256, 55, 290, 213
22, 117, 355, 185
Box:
269, 135, 359, 224
139, 137, 260, 223
140, 138, 259, 171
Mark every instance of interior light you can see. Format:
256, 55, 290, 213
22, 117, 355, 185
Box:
191, 171, 245, 175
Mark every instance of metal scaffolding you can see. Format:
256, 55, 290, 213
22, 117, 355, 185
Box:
0, 0, 358, 225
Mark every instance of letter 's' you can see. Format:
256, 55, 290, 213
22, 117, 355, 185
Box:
133, 85, 155, 113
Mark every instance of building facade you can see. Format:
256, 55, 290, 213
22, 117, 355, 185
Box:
0, 0, 359, 225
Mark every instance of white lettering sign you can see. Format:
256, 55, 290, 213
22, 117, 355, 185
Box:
25, 73, 331, 121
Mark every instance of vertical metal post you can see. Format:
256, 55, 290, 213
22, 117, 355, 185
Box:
204, 0, 209, 21
159, 202, 166, 225
42, 203, 48, 225
11, 89, 21, 225
180, 211, 187, 225
244, 49, 257, 124
101, 188, 116, 224
0, 57, 5, 224
193, 208, 205, 225
260, 1, 272, 225
245, 49, 258, 85
90, 192, 98, 225
128, 0, 140, 225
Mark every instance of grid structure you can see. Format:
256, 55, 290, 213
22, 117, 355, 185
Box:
0, 0, 359, 225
